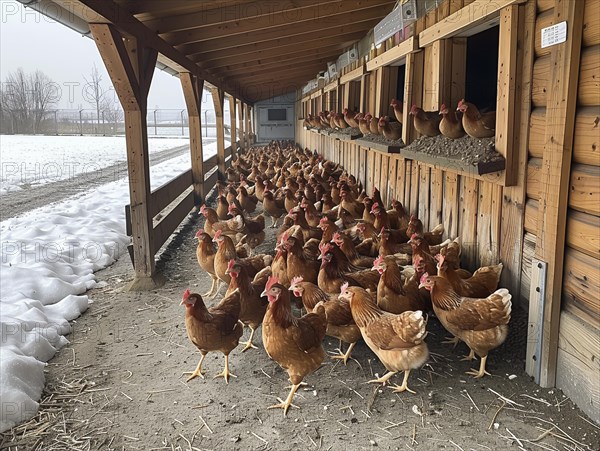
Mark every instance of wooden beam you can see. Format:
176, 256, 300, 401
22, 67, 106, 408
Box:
180, 72, 205, 204
204, 42, 355, 71
419, 0, 525, 47
90, 23, 162, 289
535, 0, 585, 388
144, 0, 344, 33
212, 88, 226, 179
163, 1, 395, 46
237, 99, 245, 150
340, 63, 367, 84
222, 55, 336, 78
500, 1, 535, 302
366, 36, 419, 71
186, 28, 373, 63
58, 0, 227, 95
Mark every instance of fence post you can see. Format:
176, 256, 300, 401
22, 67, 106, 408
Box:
54, 110, 58, 135
153, 110, 157, 136
180, 109, 185, 136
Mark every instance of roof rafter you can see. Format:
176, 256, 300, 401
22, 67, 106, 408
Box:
189, 30, 370, 64
143, 0, 343, 34
160, 0, 395, 45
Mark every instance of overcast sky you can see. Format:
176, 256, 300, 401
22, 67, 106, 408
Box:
0, 1, 209, 111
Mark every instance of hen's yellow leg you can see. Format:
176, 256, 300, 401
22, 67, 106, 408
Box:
466, 355, 491, 378
460, 349, 476, 361
240, 326, 259, 352
209, 278, 222, 299
390, 370, 416, 394
202, 277, 217, 298
213, 354, 237, 383
268, 383, 301, 416
331, 342, 356, 365
184, 354, 206, 381
368, 371, 396, 386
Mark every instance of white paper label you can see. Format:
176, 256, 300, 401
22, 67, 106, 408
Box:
541, 21, 567, 49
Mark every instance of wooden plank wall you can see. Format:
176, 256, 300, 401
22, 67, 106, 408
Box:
519, 0, 600, 419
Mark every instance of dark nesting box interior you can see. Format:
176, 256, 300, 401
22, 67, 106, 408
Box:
465, 26, 499, 109
395, 64, 407, 104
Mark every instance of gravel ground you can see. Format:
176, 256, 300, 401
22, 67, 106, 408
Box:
1, 185, 598, 450
403, 136, 503, 166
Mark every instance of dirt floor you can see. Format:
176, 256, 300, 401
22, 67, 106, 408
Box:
1, 197, 599, 451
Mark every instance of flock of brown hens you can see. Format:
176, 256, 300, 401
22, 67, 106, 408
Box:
304, 98, 496, 140
181, 142, 511, 416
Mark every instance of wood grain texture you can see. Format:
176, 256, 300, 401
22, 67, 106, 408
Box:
459, 176, 479, 270
566, 209, 600, 259
556, 311, 600, 422
534, 0, 585, 388
528, 108, 545, 158
568, 163, 600, 216
443, 172, 460, 239
573, 106, 600, 166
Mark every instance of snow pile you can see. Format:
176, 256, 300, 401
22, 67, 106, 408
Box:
0, 139, 216, 432
0, 135, 189, 195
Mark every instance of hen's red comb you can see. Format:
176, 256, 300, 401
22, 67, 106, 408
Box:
340, 282, 349, 293
265, 275, 279, 292
195, 229, 204, 238
227, 259, 236, 271
183, 289, 191, 300
420, 273, 429, 285
214, 229, 223, 239
290, 276, 303, 287
373, 255, 384, 267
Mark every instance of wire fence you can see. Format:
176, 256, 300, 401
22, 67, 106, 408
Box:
0, 108, 231, 138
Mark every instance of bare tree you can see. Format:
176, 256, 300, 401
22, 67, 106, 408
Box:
2, 68, 58, 134
30, 70, 59, 133
100, 94, 124, 135
83, 64, 106, 133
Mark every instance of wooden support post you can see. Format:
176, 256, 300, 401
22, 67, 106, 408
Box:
244, 103, 251, 148
180, 72, 204, 205
229, 96, 237, 156
534, 0, 585, 388
211, 88, 226, 179
496, 5, 520, 186
90, 23, 163, 291
403, 51, 424, 144
500, 1, 534, 303
237, 100, 245, 150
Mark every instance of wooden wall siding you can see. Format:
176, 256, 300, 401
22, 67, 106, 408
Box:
556, 311, 600, 422
563, 248, 600, 329
532, 46, 598, 108
574, 106, 600, 165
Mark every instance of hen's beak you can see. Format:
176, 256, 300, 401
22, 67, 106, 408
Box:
260, 289, 267, 298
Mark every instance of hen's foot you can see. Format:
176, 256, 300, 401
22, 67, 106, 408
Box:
213, 355, 237, 384
466, 355, 490, 378
268, 383, 301, 416
240, 327, 258, 353
367, 371, 396, 386
331, 342, 356, 366
460, 349, 476, 361
183, 355, 206, 381
389, 371, 415, 393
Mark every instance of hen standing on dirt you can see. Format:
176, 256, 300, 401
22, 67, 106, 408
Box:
261, 276, 327, 416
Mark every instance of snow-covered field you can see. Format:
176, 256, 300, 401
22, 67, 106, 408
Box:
0, 138, 222, 432
0, 135, 190, 195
